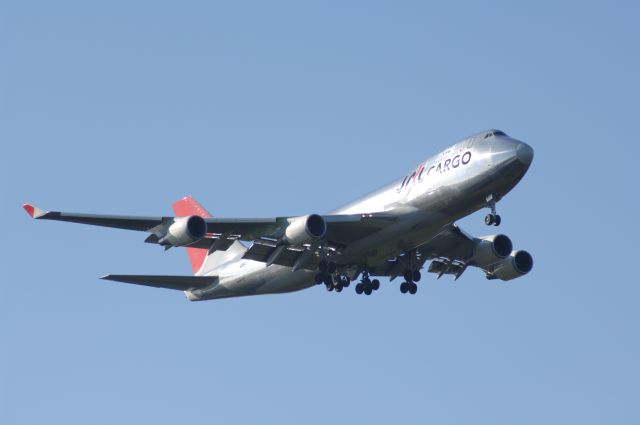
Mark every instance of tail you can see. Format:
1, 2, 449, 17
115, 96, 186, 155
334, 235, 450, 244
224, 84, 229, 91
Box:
172, 196, 212, 274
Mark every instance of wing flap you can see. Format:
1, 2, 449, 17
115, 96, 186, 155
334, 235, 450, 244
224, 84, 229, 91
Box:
143, 234, 235, 251
242, 240, 311, 268
101, 274, 217, 291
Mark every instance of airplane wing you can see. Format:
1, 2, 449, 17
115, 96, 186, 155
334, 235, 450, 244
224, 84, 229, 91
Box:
369, 225, 491, 280
369, 224, 531, 281
22, 204, 397, 248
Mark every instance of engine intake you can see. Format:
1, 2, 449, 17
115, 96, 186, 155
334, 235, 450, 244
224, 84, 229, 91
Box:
491, 250, 534, 281
472, 234, 513, 267
158, 215, 207, 247
283, 214, 327, 245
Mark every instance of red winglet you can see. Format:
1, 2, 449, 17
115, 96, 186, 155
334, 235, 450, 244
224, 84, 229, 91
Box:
23, 203, 46, 218
23, 204, 36, 217
172, 196, 213, 274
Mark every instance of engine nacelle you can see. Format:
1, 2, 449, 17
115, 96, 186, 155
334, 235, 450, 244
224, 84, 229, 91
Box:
472, 234, 513, 267
158, 215, 207, 247
490, 250, 534, 281
283, 214, 327, 245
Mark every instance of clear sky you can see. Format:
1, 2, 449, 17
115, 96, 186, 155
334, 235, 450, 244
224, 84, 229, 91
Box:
1, 1, 639, 424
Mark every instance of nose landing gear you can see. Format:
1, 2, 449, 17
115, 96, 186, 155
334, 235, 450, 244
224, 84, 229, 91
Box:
484, 194, 502, 226
485, 213, 501, 226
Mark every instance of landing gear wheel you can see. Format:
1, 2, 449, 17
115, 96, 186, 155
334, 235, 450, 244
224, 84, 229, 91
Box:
355, 283, 364, 294
342, 276, 350, 288
485, 214, 495, 225
326, 283, 333, 291
408, 283, 418, 294
364, 286, 373, 295
371, 279, 380, 291
400, 282, 409, 294
335, 283, 343, 292
323, 275, 332, 286
493, 215, 502, 226
412, 271, 421, 282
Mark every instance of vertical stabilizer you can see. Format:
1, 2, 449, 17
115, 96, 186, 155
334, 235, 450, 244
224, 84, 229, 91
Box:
172, 196, 212, 274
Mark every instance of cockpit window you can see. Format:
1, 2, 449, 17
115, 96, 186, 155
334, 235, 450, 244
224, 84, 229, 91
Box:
484, 130, 507, 139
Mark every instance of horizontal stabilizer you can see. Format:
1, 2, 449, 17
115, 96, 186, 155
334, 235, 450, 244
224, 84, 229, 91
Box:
100, 274, 217, 291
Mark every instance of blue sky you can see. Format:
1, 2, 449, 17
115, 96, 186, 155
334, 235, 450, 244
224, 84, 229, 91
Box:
1, 1, 639, 424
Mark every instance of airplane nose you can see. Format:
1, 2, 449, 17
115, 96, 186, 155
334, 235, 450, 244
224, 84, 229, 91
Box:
492, 137, 534, 167
516, 142, 534, 165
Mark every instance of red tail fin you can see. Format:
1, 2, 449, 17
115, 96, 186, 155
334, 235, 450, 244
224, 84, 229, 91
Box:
172, 196, 212, 274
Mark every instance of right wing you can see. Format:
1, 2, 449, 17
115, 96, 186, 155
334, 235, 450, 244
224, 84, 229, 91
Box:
23, 203, 398, 253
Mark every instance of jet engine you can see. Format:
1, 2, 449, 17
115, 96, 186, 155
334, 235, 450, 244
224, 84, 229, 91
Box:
283, 214, 327, 245
490, 250, 534, 281
472, 234, 513, 267
158, 215, 207, 247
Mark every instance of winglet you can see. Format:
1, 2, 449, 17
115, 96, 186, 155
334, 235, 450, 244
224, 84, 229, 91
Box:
23, 203, 48, 219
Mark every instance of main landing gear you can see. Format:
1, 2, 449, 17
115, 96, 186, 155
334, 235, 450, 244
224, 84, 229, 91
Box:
316, 261, 381, 295
315, 261, 351, 293
355, 270, 380, 296
399, 269, 420, 294
484, 194, 502, 226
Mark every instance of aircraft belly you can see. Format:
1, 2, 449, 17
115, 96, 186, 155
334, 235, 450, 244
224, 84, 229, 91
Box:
341, 209, 452, 266
195, 264, 315, 300
255, 267, 315, 294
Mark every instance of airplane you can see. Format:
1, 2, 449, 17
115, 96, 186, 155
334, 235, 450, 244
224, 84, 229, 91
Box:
23, 129, 534, 301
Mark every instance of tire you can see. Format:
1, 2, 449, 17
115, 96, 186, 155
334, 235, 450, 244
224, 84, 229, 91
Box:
412, 271, 421, 282
355, 283, 364, 294
494, 215, 502, 226
342, 277, 350, 288
400, 282, 409, 293
371, 279, 380, 290
335, 284, 343, 293
485, 214, 494, 225
364, 286, 372, 295
409, 283, 417, 294
326, 283, 333, 291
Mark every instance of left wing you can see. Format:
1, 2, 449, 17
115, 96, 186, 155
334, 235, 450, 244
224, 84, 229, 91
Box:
371, 224, 532, 281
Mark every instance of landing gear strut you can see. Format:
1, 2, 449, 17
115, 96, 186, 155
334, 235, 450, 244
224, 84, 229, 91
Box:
484, 195, 502, 226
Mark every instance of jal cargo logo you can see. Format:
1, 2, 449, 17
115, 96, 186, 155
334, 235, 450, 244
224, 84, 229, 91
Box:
397, 151, 472, 193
